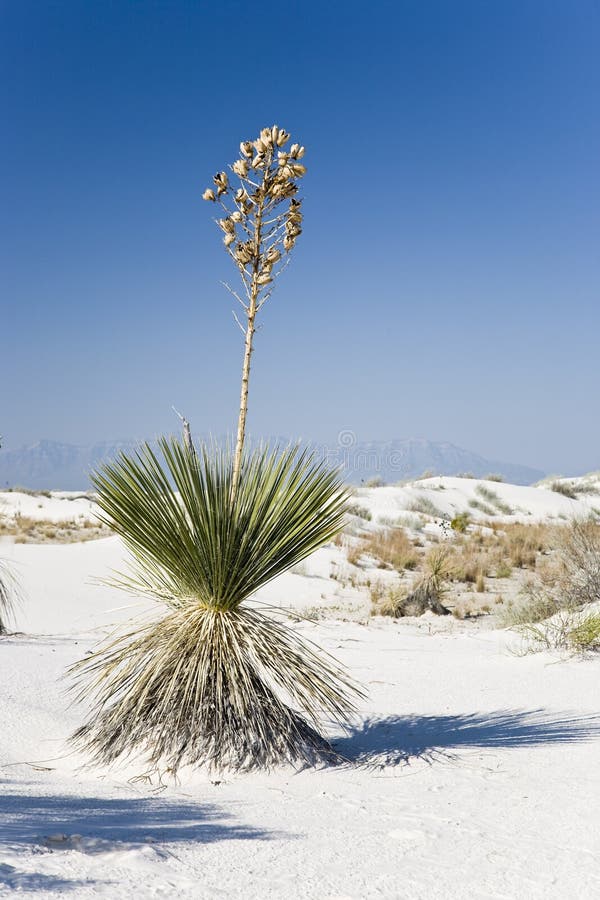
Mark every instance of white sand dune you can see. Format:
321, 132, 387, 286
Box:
0, 483, 599, 898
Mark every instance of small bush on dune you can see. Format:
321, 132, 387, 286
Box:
373, 547, 452, 618
360, 527, 419, 572
451, 512, 470, 533
347, 504, 371, 521
517, 610, 600, 654
505, 519, 600, 653
407, 494, 444, 518
549, 481, 578, 500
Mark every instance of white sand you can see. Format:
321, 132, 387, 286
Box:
1, 484, 599, 898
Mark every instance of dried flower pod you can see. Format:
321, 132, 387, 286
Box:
232, 159, 249, 178
213, 172, 229, 195
235, 241, 254, 265
223, 233, 236, 246
289, 144, 300, 158
230, 210, 243, 223
283, 234, 295, 251
202, 188, 216, 202
260, 127, 273, 146
251, 154, 265, 169
218, 218, 236, 234
271, 125, 280, 143
278, 152, 290, 164
276, 130, 290, 147
240, 141, 254, 158
295, 146, 306, 159
235, 187, 250, 203
265, 247, 281, 264
253, 138, 268, 154
291, 164, 306, 178
256, 272, 273, 285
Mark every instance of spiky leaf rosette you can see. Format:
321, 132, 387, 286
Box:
70, 439, 363, 771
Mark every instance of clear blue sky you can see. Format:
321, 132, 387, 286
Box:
2, 0, 599, 473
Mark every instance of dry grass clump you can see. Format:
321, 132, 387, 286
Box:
469, 498, 497, 517
407, 494, 444, 518
4, 486, 52, 498
549, 481, 578, 499
347, 504, 371, 521
503, 519, 600, 652
371, 547, 452, 618
358, 527, 420, 572
0, 514, 109, 544
474, 484, 513, 515
516, 610, 600, 654
499, 523, 557, 569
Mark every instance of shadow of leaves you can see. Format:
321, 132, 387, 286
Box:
333, 708, 600, 767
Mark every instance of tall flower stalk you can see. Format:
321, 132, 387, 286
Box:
203, 125, 305, 498
69, 127, 363, 774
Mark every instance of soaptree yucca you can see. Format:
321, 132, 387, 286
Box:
70, 126, 363, 771
0, 560, 18, 635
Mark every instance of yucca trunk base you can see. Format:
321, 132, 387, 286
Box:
71, 605, 346, 772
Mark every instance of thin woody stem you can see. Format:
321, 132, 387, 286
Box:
230, 153, 271, 501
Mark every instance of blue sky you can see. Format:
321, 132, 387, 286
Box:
1, 0, 599, 473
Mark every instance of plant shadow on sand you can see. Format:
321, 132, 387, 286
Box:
0, 789, 283, 893
332, 708, 600, 768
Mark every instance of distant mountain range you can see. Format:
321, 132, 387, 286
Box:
0, 438, 544, 489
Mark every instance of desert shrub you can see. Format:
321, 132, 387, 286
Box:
70, 441, 364, 772
485, 473, 504, 482
347, 504, 371, 521
501, 523, 556, 569
402, 513, 426, 532
550, 481, 578, 499
360, 527, 419, 572
495, 560, 512, 578
559, 518, 600, 605
448, 541, 491, 584
516, 610, 600, 654
503, 519, 600, 637
407, 494, 444, 518
469, 498, 496, 517
346, 542, 364, 567
476, 569, 486, 593
390, 547, 452, 617
475, 484, 513, 515
7, 486, 52, 498
365, 476, 384, 488
0, 515, 108, 544
567, 613, 600, 651
450, 512, 470, 533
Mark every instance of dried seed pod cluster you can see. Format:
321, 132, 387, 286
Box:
203, 125, 305, 298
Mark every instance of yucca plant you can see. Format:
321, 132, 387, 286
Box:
70, 126, 364, 772
0, 559, 19, 635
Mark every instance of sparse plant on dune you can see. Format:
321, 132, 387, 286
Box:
70, 127, 363, 772
71, 441, 361, 770
0, 560, 19, 635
